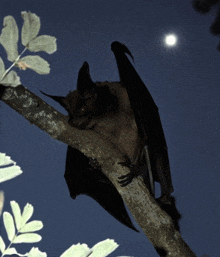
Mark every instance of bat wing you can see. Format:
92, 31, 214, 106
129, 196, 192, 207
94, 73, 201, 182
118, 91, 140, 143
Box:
64, 146, 138, 232
111, 41, 173, 195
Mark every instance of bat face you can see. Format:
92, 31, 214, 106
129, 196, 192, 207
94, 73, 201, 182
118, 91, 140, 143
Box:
65, 85, 119, 129
41, 61, 120, 130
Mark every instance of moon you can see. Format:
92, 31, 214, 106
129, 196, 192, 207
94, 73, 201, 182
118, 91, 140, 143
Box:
164, 34, 177, 47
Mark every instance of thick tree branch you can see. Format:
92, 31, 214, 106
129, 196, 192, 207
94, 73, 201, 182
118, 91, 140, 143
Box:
0, 85, 196, 257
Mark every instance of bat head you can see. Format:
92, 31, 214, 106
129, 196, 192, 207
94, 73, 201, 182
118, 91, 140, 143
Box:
41, 62, 119, 129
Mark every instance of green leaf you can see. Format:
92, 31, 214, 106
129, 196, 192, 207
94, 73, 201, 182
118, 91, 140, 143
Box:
27, 247, 47, 257
19, 220, 43, 233
0, 157, 22, 183
28, 35, 57, 54
3, 212, 15, 241
0, 153, 14, 166
0, 236, 5, 253
90, 239, 119, 257
3, 247, 18, 255
21, 11, 40, 47
13, 233, 41, 243
0, 70, 21, 87
0, 16, 19, 62
60, 243, 91, 257
20, 203, 34, 228
0, 57, 5, 80
18, 55, 50, 74
10, 201, 22, 230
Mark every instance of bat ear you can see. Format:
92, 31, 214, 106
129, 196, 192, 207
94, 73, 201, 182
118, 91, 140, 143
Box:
111, 41, 134, 62
40, 91, 66, 108
77, 62, 96, 96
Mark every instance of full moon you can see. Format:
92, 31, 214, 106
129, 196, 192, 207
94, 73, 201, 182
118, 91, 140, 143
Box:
164, 34, 177, 47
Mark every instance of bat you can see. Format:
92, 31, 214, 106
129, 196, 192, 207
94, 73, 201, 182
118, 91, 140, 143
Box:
40, 41, 180, 232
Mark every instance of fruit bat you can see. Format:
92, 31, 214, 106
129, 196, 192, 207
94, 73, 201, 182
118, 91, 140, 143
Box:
40, 41, 180, 232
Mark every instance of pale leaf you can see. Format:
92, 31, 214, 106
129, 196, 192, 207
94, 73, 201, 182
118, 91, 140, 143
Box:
13, 233, 41, 243
0, 153, 16, 166
26, 247, 47, 257
28, 35, 57, 54
3, 212, 15, 241
60, 243, 91, 257
10, 201, 22, 230
20, 203, 33, 228
90, 239, 119, 257
0, 70, 21, 87
3, 247, 18, 255
0, 162, 22, 183
0, 57, 5, 80
0, 236, 5, 253
21, 11, 40, 46
19, 220, 43, 233
18, 55, 50, 74
0, 16, 19, 62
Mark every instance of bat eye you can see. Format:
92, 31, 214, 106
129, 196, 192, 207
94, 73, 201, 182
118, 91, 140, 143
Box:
80, 106, 86, 113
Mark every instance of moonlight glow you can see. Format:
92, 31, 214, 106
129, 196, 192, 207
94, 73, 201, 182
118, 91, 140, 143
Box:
164, 34, 177, 47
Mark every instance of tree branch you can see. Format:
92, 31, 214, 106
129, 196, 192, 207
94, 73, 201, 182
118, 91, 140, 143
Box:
0, 84, 196, 257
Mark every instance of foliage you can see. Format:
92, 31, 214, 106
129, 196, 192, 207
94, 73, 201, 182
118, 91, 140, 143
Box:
0, 153, 22, 184
0, 12, 57, 87
0, 153, 130, 256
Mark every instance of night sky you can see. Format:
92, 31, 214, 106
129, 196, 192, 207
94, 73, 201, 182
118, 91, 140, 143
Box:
1, 0, 220, 256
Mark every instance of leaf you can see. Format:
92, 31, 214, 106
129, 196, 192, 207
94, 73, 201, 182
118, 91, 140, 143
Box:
20, 203, 34, 228
28, 35, 57, 54
18, 55, 50, 74
0, 70, 21, 87
19, 220, 43, 233
0, 160, 22, 183
0, 16, 19, 62
10, 201, 22, 230
60, 243, 92, 257
3, 247, 18, 255
26, 247, 47, 257
13, 233, 41, 243
21, 11, 40, 47
0, 57, 5, 80
0, 153, 15, 166
0, 236, 5, 253
3, 212, 15, 241
90, 239, 119, 257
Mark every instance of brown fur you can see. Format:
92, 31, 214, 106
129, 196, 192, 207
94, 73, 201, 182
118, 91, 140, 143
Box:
65, 82, 141, 162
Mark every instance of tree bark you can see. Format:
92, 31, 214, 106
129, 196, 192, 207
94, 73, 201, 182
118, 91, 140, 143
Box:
0, 84, 197, 257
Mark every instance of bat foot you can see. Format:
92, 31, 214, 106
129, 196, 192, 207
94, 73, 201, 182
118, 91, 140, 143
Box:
118, 161, 144, 187
156, 195, 181, 232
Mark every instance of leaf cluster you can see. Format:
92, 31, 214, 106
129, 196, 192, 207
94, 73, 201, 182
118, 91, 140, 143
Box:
0, 201, 43, 257
0, 11, 57, 87
0, 153, 127, 257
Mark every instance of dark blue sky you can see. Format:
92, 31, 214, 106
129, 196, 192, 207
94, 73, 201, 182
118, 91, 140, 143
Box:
1, 0, 220, 256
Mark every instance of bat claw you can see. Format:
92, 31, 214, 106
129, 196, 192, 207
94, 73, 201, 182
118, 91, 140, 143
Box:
118, 177, 132, 187
118, 161, 144, 187
118, 171, 137, 187
119, 159, 153, 189
118, 174, 128, 179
